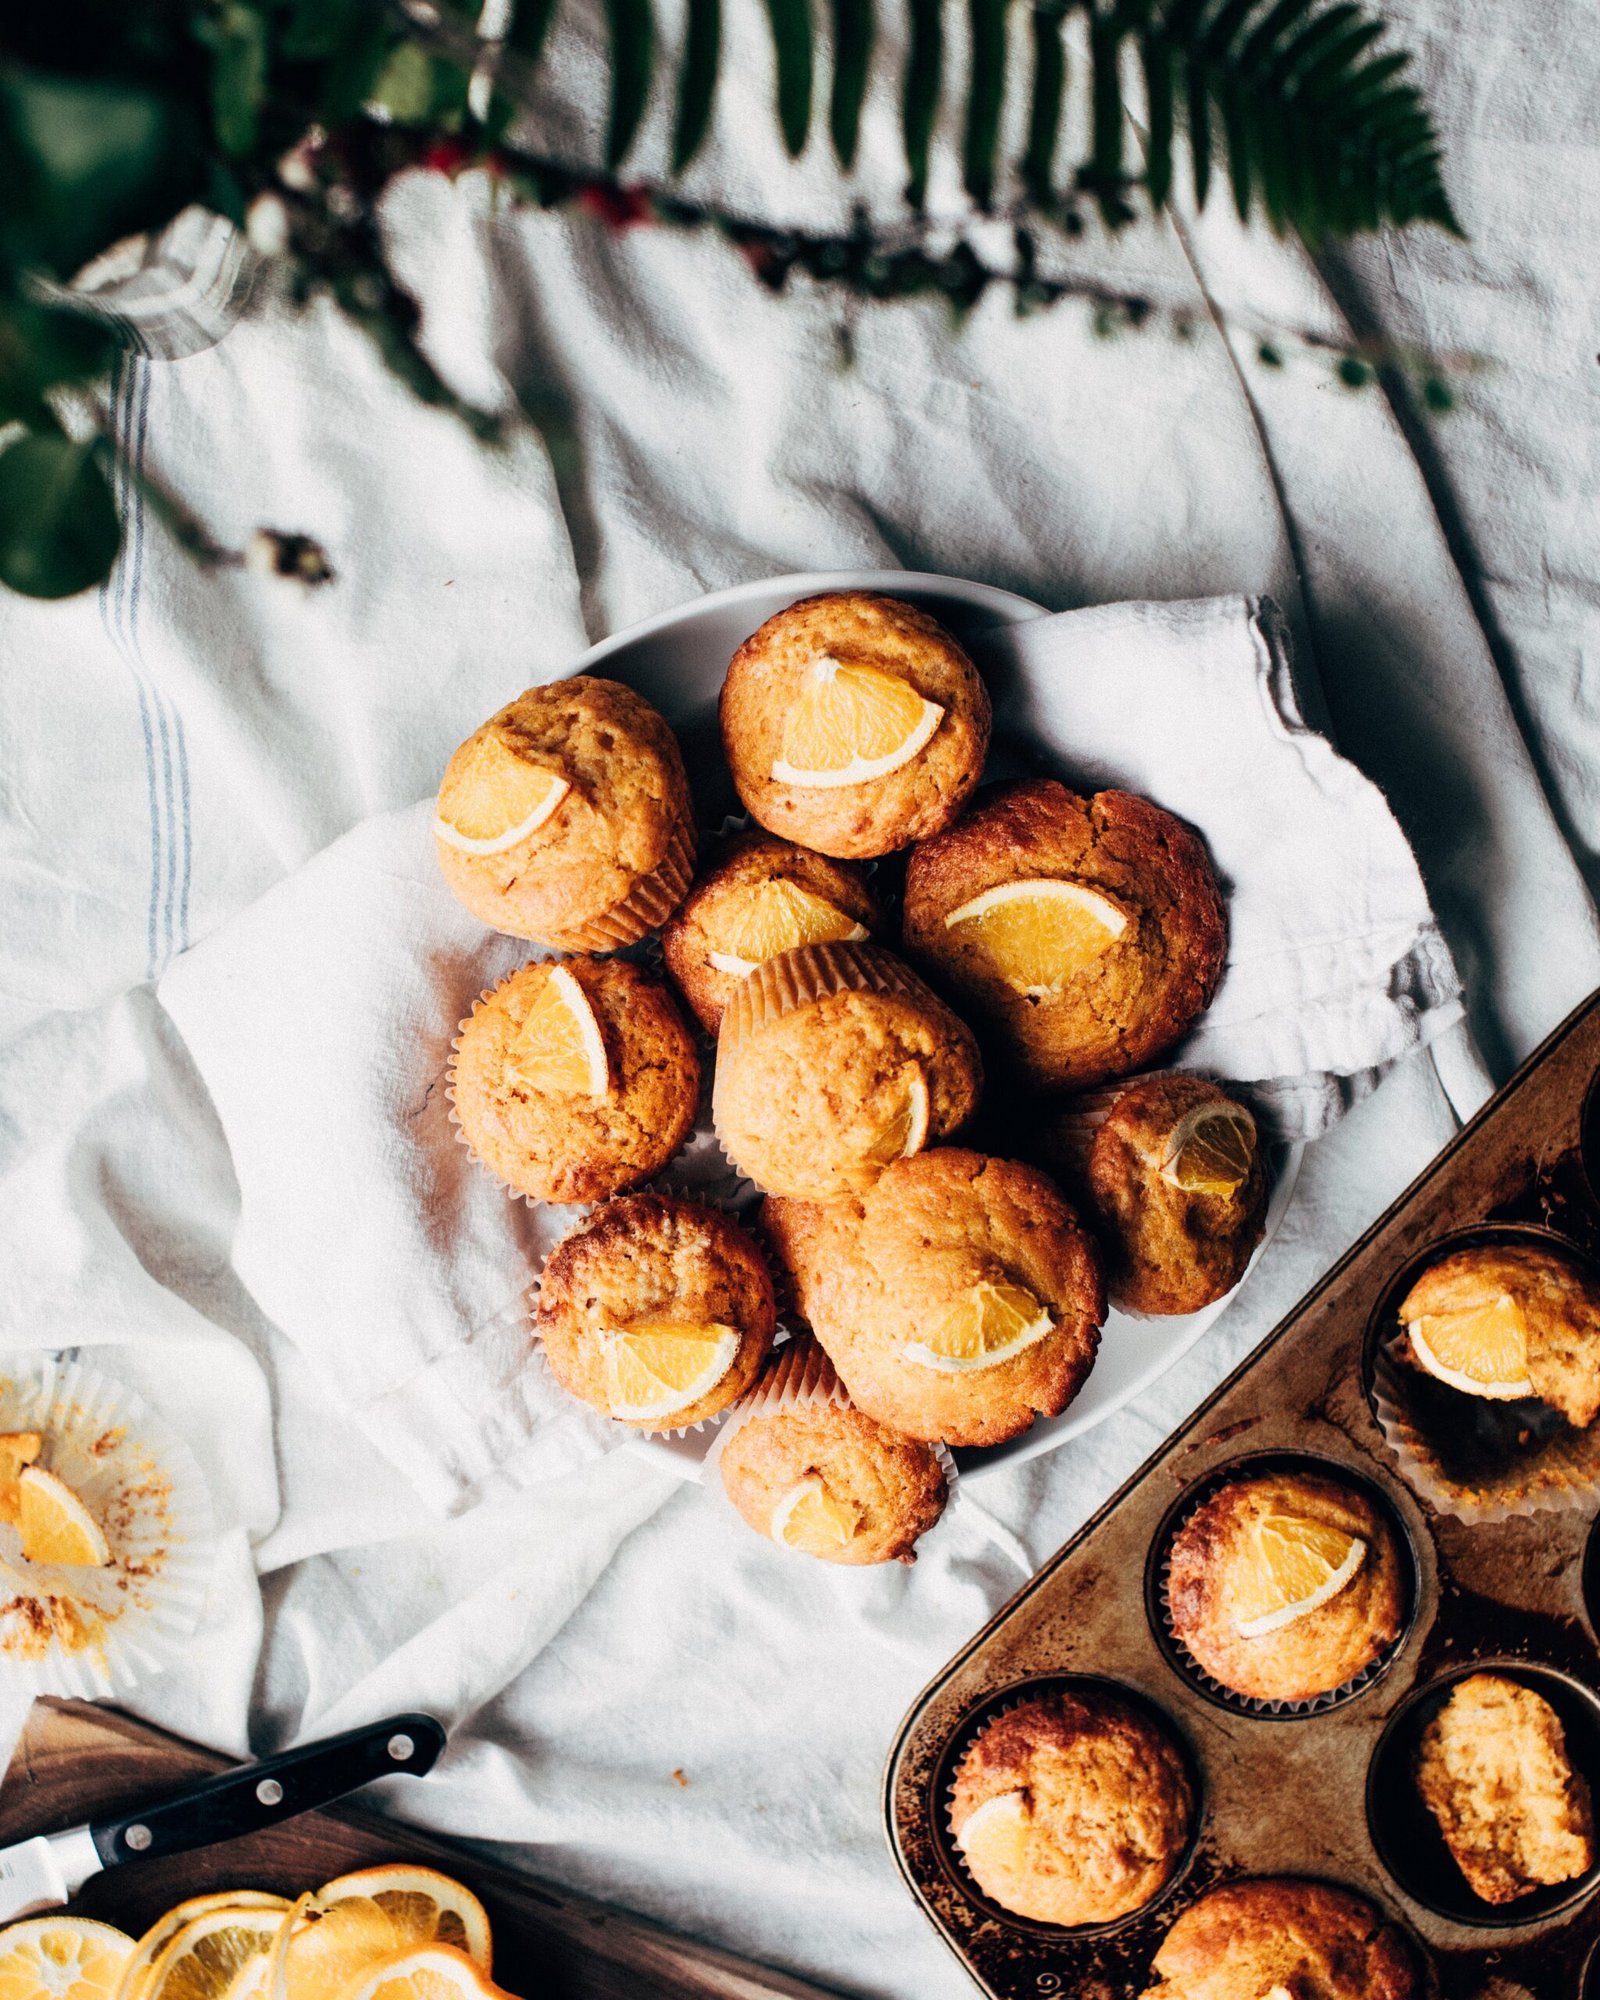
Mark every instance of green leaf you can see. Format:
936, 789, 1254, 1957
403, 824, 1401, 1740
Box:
1184, 50, 1211, 206
604, 0, 655, 164
902, 0, 942, 206
0, 300, 116, 427
1090, 7, 1123, 195
763, 0, 814, 155
199, 2, 270, 158
830, 0, 874, 167
673, 0, 721, 168
317, 12, 396, 123
963, 0, 1007, 209
1023, 4, 1065, 203
506, 0, 562, 64
0, 431, 120, 600
368, 42, 443, 124
1141, 29, 1173, 207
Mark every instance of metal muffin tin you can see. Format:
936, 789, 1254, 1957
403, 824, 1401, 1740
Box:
885, 988, 1600, 1999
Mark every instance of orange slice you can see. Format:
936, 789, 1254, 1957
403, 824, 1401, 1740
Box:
1159, 1102, 1256, 1199
137, 1907, 290, 2000
704, 879, 868, 977
770, 1476, 861, 1555
510, 965, 608, 1099
903, 1282, 1054, 1375
600, 1321, 741, 1423
955, 1791, 1033, 1877
338, 1946, 501, 2000
275, 1867, 492, 2000
17, 1466, 109, 1567
1406, 1293, 1534, 1400
1230, 1515, 1366, 1638
434, 735, 570, 856
942, 879, 1128, 997
116, 1895, 289, 2000
0, 1433, 42, 1526
771, 659, 944, 788
0, 1918, 133, 2000
862, 1066, 930, 1169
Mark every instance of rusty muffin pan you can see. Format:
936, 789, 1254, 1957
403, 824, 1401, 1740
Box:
885, 987, 1600, 1999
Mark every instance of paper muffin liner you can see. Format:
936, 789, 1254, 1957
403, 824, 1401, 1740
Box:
0, 1355, 217, 1700
718, 939, 930, 1056
539, 816, 698, 953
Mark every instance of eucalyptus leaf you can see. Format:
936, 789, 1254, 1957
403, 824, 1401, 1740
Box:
0, 432, 121, 600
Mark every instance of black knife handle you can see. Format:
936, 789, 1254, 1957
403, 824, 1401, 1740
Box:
89, 1713, 446, 1869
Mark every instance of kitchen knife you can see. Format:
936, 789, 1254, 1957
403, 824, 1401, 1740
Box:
0, 1711, 445, 1924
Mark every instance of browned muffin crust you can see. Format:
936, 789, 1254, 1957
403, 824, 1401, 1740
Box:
1165, 1468, 1406, 1704
660, 832, 882, 1032
719, 593, 991, 858
950, 1688, 1194, 1927
1080, 1074, 1269, 1315
1138, 1877, 1419, 2000
771, 1149, 1105, 1447
534, 1193, 775, 1427
450, 956, 700, 1203
902, 780, 1227, 1090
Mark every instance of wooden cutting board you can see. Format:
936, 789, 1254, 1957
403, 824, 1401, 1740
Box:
0, 1701, 841, 2000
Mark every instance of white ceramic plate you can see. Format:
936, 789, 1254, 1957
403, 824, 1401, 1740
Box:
563, 570, 1302, 1489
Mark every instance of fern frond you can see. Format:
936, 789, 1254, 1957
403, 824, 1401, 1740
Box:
1023, 5, 1066, 202
963, 0, 1008, 209
672, 0, 721, 168
830, 0, 874, 166
903, 0, 943, 206
763, 0, 815, 154
603, 0, 654, 165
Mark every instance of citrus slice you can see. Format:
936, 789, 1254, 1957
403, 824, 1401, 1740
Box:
770, 1476, 861, 1555
338, 1946, 500, 2000
955, 1791, 1033, 1877
0, 1432, 42, 1526
1230, 1514, 1367, 1639
139, 1908, 290, 2000
902, 1282, 1054, 1375
0, 1918, 133, 2000
704, 879, 868, 977
434, 735, 570, 856
17, 1466, 109, 1567
1159, 1101, 1257, 1198
116, 1896, 289, 2000
510, 964, 608, 1099
942, 879, 1128, 997
770, 659, 944, 788
274, 1867, 492, 2000
601, 1320, 741, 1422
862, 1066, 931, 1168
1406, 1292, 1534, 1400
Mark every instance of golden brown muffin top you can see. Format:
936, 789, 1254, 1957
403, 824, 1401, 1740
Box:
769, 1149, 1104, 1447
435, 676, 694, 944
718, 1341, 947, 1565
450, 956, 700, 1204
1415, 1673, 1596, 1905
1139, 1878, 1419, 2000
902, 780, 1226, 1091
534, 1193, 775, 1428
1398, 1243, 1600, 1428
1165, 1467, 1406, 1705
950, 1688, 1193, 1928
1081, 1074, 1270, 1316
713, 944, 982, 1202
661, 832, 881, 1033
719, 594, 990, 859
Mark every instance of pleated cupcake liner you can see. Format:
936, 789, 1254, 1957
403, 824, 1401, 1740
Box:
717, 939, 930, 1055
536, 815, 698, 953
0, 1354, 218, 1700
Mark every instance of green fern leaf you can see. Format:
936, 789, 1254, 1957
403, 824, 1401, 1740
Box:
1023, 4, 1065, 203
963, 0, 1007, 208
1141, 29, 1173, 207
1090, 7, 1123, 191
830, 0, 874, 167
603, 0, 653, 165
672, 0, 720, 169
903, 0, 943, 206
763, 0, 814, 154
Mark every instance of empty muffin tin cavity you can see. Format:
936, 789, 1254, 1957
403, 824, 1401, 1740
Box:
1367, 1662, 1600, 1931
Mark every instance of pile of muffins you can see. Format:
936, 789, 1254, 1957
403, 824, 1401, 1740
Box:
436, 590, 1273, 1566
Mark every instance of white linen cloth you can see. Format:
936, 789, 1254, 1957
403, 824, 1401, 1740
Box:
4, 1, 1600, 1989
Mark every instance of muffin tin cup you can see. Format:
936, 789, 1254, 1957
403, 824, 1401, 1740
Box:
1365, 1222, 1600, 1525
539, 815, 699, 954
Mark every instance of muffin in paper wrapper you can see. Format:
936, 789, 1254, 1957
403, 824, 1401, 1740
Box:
539, 817, 698, 953
0, 1355, 217, 1699
717, 939, 933, 1057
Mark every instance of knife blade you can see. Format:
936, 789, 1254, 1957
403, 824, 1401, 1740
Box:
0, 1711, 445, 1924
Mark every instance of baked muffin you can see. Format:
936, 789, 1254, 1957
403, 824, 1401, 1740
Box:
661, 832, 881, 1033
1138, 1878, 1419, 1999
718, 1337, 947, 1564
1415, 1673, 1596, 1904
534, 1194, 775, 1427
435, 676, 696, 950
1397, 1243, 1600, 1427
902, 780, 1226, 1091
1052, 1075, 1269, 1315
719, 593, 990, 859
1164, 1467, 1405, 1704
713, 943, 982, 1201
763, 1149, 1104, 1447
450, 957, 699, 1203
950, 1687, 1193, 1927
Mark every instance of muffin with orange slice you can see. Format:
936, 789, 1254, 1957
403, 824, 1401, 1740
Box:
534, 1193, 775, 1428
717, 1336, 948, 1564
450, 957, 699, 1203
435, 676, 696, 950
902, 779, 1226, 1091
1163, 1465, 1406, 1705
950, 1686, 1194, 1926
764, 1149, 1104, 1447
661, 832, 882, 1032
1138, 1878, 1419, 2000
720, 593, 990, 859
1048, 1075, 1269, 1315
713, 942, 981, 1201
